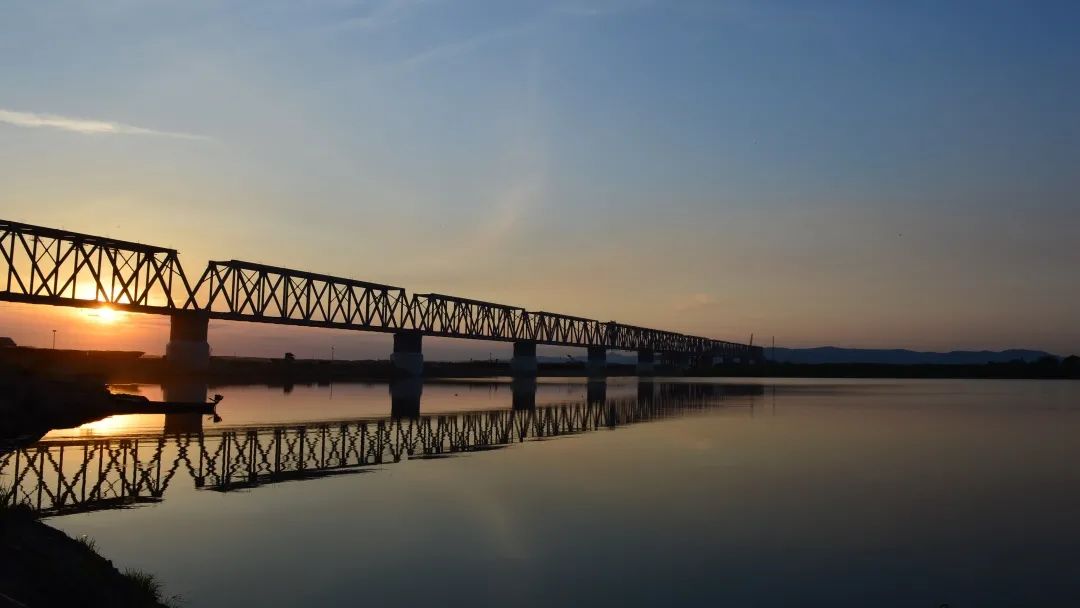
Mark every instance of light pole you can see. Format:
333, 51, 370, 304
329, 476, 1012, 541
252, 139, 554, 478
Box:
52, 329, 57, 349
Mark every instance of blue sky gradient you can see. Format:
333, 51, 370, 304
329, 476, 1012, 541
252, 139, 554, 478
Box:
1, 0, 1078, 356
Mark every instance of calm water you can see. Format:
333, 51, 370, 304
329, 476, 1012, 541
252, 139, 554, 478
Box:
5, 378, 1080, 606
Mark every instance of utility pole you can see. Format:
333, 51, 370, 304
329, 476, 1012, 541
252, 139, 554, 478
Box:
52, 329, 56, 349
331, 345, 335, 362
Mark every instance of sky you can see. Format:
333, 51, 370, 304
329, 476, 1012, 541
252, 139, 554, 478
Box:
1, 0, 1078, 358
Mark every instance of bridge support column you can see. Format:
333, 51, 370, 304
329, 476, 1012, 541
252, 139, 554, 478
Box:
511, 341, 538, 377
166, 312, 210, 372
636, 349, 655, 376
391, 332, 423, 376
586, 346, 607, 377
512, 376, 537, 410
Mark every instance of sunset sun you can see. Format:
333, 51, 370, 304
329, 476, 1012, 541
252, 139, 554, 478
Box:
84, 305, 124, 324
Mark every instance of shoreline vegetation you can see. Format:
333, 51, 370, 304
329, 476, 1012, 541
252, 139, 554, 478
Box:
0, 499, 176, 607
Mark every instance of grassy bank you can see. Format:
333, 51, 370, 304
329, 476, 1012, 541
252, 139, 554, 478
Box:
0, 493, 177, 607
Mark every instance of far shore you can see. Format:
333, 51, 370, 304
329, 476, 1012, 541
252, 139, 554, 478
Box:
3, 345, 1077, 383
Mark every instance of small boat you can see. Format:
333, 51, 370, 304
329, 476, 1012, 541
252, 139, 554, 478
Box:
109, 393, 223, 415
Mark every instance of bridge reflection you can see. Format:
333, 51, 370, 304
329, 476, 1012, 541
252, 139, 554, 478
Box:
0, 382, 762, 517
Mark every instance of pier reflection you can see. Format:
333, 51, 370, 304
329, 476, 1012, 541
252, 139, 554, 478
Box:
0, 381, 762, 517
162, 380, 208, 435
389, 377, 423, 419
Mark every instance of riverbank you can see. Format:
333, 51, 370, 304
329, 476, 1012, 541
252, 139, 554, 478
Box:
4, 345, 1077, 383
0, 504, 174, 606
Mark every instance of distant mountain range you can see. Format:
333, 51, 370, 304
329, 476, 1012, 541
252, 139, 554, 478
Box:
767, 347, 1055, 365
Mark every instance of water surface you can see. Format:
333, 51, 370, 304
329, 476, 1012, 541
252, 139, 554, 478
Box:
4, 378, 1080, 606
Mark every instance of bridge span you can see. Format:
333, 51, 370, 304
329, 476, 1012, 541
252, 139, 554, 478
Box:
0, 219, 763, 374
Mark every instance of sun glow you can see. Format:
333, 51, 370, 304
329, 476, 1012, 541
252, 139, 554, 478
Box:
83, 305, 125, 324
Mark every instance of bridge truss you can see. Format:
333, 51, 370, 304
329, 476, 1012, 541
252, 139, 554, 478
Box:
0, 219, 762, 358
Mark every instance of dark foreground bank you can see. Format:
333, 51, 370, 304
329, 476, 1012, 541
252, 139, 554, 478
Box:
0, 505, 174, 607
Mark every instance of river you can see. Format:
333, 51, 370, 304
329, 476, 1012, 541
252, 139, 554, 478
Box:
4, 377, 1079, 606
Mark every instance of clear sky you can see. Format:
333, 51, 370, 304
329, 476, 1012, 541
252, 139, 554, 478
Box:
1, 0, 1078, 357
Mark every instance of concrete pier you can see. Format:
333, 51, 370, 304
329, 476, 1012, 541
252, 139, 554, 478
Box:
511, 341, 538, 377
391, 332, 424, 376
165, 312, 210, 372
636, 349, 655, 376
586, 346, 607, 377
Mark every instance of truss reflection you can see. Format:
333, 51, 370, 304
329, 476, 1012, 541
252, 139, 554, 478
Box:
0, 383, 762, 517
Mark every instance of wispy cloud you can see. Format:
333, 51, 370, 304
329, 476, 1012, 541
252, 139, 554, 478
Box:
388, 23, 528, 71
331, 0, 433, 32
0, 108, 209, 140
674, 292, 725, 312
556, 0, 652, 17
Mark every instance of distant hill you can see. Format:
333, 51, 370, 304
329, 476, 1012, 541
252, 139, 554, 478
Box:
768, 347, 1055, 365
539, 347, 1057, 366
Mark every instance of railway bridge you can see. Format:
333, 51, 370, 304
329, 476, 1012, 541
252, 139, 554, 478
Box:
0, 219, 763, 375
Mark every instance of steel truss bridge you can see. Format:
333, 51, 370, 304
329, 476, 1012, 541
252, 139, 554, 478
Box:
0, 219, 762, 360
0, 383, 761, 516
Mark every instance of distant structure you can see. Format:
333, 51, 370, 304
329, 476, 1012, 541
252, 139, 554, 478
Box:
0, 337, 15, 348
0, 219, 764, 375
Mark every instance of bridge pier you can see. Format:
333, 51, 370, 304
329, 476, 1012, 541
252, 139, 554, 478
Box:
510, 341, 538, 377
165, 312, 210, 372
391, 332, 424, 376
511, 376, 537, 410
636, 349, 655, 376
586, 346, 607, 377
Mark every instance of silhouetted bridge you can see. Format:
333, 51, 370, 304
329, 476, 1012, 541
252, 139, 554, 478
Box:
0, 383, 762, 516
0, 219, 763, 373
